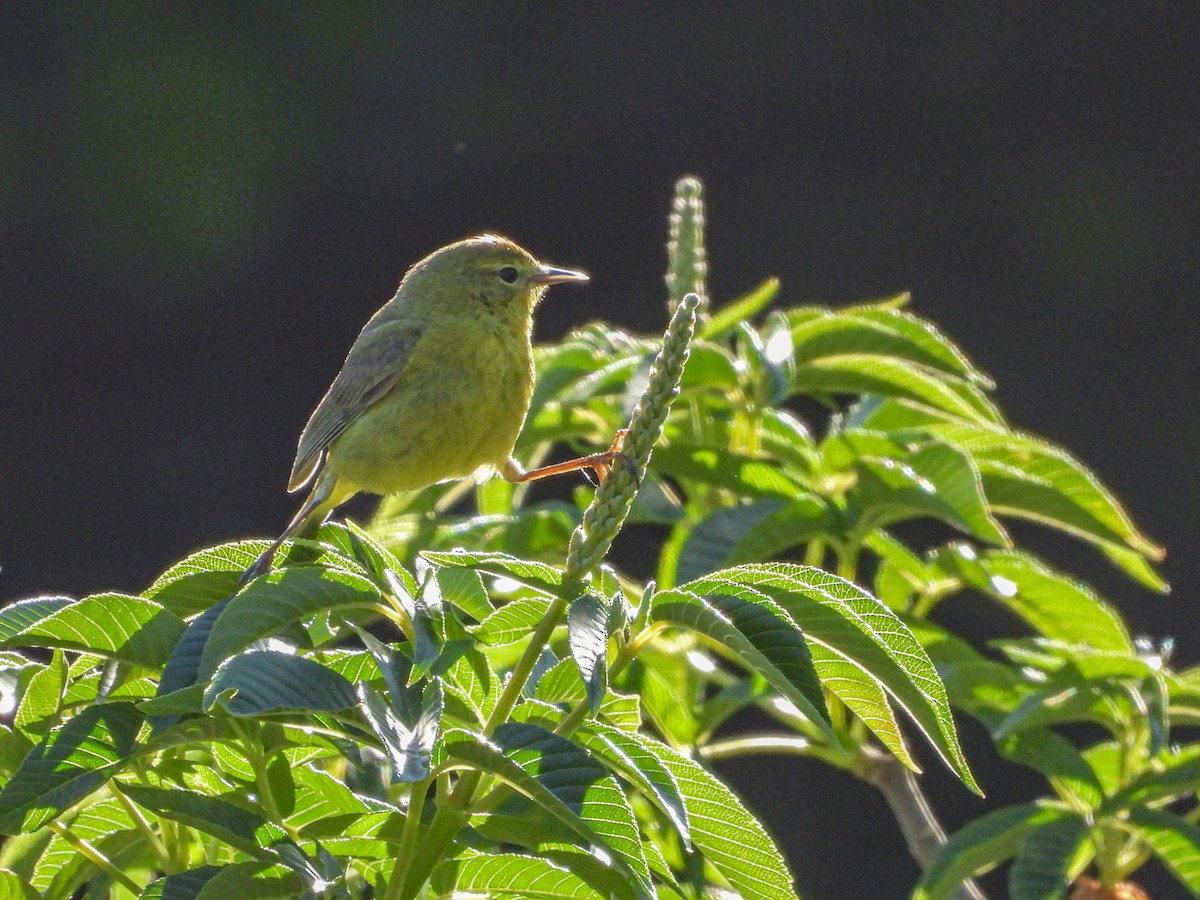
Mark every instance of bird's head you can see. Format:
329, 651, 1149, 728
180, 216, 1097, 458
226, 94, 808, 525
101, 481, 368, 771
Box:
402, 234, 589, 321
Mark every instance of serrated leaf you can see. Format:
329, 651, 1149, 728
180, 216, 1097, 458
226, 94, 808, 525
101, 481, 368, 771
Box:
683, 564, 980, 794
138, 866, 222, 898
0, 701, 142, 833
650, 587, 832, 736
433, 852, 609, 900
913, 802, 1064, 900
1007, 812, 1089, 900
474, 596, 554, 646
940, 548, 1132, 653
1108, 744, 1200, 811
3, 594, 185, 669
443, 724, 652, 899
203, 650, 357, 716
14, 650, 65, 735
576, 722, 690, 848
436, 567, 494, 621
31, 796, 136, 892
852, 442, 1009, 546
198, 567, 382, 680
789, 306, 991, 385
651, 444, 803, 499
568, 594, 608, 713
1127, 807, 1200, 896
422, 550, 564, 595
916, 422, 1164, 587
0, 597, 73, 642
624, 731, 798, 900
792, 354, 1001, 423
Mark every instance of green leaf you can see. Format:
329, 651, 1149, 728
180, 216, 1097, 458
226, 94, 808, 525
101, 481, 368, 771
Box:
443, 724, 652, 899
623, 731, 799, 900
0, 701, 142, 833
198, 567, 382, 680
474, 596, 554, 646
919, 422, 1165, 587
422, 550, 565, 595
1108, 744, 1200, 810
2, 594, 185, 669
433, 852, 609, 900
792, 355, 1001, 423
685, 564, 980, 793
436, 566, 494, 621
675, 496, 834, 585
651, 444, 803, 499
914, 802, 1064, 900
851, 441, 1009, 545
808, 643, 917, 771
115, 783, 288, 859
1127, 807, 1200, 896
995, 729, 1103, 810
14, 651, 65, 735
575, 721, 690, 847
203, 651, 358, 716
939, 547, 1133, 653
567, 594, 608, 713
1007, 812, 1089, 900
0, 870, 39, 900
699, 277, 780, 340
789, 306, 991, 385
32, 796, 137, 893
138, 866, 222, 898
650, 587, 832, 735
0, 597, 73, 642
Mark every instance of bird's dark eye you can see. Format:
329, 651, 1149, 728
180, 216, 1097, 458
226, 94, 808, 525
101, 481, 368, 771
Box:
497, 266, 519, 284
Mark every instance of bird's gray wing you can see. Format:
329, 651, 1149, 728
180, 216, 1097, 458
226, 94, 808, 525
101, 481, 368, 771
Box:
288, 319, 424, 492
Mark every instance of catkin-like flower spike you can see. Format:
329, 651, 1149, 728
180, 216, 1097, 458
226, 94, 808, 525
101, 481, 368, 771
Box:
665, 176, 709, 315
565, 293, 700, 578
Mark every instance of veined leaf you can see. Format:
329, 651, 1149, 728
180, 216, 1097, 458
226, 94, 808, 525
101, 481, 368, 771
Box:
0, 702, 142, 834
442, 724, 653, 899
1127, 807, 1200, 896
0, 870, 38, 900
792, 355, 1001, 424
433, 852, 610, 900
913, 802, 1066, 900
31, 796, 136, 893
198, 567, 382, 680
682, 564, 980, 794
576, 721, 691, 848
567, 594, 608, 713
623, 730, 799, 900
0, 597, 73, 642
937, 547, 1132, 653
649, 587, 832, 736
204, 650, 358, 716
851, 441, 1009, 546
422, 550, 564, 596
1, 594, 184, 670
474, 596, 554, 646
917, 422, 1165, 588
1007, 812, 1089, 900
1107, 744, 1200, 810
789, 306, 991, 385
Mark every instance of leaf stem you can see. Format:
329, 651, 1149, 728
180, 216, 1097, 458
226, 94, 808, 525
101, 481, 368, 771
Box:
49, 820, 143, 894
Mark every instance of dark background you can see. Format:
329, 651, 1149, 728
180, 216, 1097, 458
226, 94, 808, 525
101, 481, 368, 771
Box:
2, 4, 1197, 896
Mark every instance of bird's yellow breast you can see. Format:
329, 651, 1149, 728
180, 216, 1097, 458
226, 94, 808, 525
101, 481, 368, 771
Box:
324, 311, 534, 495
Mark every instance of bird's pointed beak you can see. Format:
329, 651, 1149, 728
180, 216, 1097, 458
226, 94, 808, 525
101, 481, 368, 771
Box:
532, 264, 589, 286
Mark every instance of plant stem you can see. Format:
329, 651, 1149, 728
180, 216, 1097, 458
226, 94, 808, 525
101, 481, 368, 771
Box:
855, 746, 988, 900
112, 783, 172, 872
399, 593, 572, 899
386, 780, 429, 900
49, 821, 143, 894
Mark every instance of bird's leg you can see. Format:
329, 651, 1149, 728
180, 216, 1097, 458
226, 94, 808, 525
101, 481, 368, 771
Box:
240, 476, 340, 586
502, 430, 631, 485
